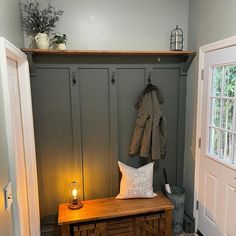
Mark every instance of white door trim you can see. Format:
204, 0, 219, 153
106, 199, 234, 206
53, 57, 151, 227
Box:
194, 35, 236, 231
0, 37, 40, 236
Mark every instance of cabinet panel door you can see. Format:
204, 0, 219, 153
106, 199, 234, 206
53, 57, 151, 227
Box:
78, 68, 112, 200
32, 67, 75, 216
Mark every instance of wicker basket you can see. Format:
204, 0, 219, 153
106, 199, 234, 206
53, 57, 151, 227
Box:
71, 212, 166, 236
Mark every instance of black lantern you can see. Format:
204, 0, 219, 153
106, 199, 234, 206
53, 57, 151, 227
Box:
170, 25, 183, 51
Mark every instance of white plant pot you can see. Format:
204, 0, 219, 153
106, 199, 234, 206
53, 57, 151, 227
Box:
57, 43, 66, 50
35, 33, 49, 49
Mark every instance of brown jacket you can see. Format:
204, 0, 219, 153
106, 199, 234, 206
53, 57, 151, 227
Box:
129, 90, 167, 160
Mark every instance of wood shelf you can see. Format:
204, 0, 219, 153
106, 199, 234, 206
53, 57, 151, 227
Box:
21, 48, 196, 76
21, 48, 196, 56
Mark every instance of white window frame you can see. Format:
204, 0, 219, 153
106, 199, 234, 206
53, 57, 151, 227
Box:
194, 35, 236, 232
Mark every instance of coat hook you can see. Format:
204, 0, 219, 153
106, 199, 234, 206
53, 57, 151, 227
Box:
147, 71, 152, 84
72, 72, 76, 85
111, 72, 115, 84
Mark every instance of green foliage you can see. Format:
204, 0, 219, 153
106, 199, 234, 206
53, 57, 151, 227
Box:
22, 0, 64, 35
225, 66, 236, 97
52, 33, 67, 44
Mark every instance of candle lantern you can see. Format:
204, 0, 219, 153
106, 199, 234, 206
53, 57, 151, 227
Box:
170, 25, 183, 51
68, 181, 83, 210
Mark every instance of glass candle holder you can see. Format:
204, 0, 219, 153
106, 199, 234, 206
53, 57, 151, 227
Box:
68, 181, 83, 210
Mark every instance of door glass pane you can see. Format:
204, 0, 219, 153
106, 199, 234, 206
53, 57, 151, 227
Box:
212, 66, 222, 96
220, 131, 232, 163
224, 65, 236, 97
209, 128, 219, 158
222, 99, 234, 130
211, 98, 221, 127
208, 64, 236, 168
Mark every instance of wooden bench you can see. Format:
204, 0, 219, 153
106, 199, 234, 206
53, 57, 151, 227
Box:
58, 191, 174, 236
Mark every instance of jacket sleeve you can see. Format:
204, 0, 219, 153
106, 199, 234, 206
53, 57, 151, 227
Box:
159, 112, 167, 159
129, 95, 151, 156
129, 112, 149, 156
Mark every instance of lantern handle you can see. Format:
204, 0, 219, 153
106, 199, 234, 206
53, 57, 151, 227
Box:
171, 25, 183, 35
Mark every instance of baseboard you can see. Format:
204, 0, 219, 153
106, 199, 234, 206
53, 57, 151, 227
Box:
183, 211, 195, 233
197, 230, 204, 236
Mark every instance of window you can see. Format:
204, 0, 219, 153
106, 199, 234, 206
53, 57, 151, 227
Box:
208, 65, 236, 167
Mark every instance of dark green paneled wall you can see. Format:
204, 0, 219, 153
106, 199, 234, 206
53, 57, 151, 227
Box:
30, 58, 186, 218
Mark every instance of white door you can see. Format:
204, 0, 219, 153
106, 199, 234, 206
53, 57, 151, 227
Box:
198, 45, 236, 236
7, 58, 30, 235
0, 37, 40, 236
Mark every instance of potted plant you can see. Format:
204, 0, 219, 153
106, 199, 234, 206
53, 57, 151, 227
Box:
53, 33, 67, 50
21, 0, 64, 49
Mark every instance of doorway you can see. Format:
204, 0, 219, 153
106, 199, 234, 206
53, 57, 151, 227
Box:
195, 37, 236, 236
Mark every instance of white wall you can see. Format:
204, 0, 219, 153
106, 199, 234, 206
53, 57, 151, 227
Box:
0, 1, 23, 235
0, 0, 23, 47
22, 0, 189, 50
184, 0, 236, 216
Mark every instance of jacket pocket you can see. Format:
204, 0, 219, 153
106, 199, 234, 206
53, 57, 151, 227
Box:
136, 113, 149, 128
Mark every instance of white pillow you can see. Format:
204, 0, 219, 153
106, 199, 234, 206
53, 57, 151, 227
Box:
116, 161, 157, 199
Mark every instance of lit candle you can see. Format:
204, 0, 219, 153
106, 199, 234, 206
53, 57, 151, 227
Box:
72, 188, 77, 199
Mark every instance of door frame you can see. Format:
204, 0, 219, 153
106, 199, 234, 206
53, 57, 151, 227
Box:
194, 35, 236, 231
0, 37, 40, 235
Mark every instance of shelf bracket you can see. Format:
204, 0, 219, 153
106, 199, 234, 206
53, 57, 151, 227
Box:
180, 54, 195, 76
25, 52, 36, 76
